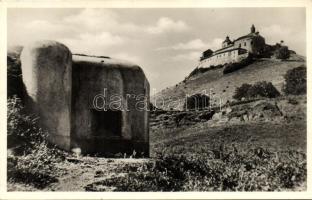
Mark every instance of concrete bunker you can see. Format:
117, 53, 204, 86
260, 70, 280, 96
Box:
21, 40, 150, 156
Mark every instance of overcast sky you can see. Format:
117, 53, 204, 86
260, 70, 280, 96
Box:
8, 8, 306, 92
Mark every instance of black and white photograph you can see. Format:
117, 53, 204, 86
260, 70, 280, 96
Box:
1, 0, 311, 197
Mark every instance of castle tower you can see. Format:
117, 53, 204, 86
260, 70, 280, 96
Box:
222, 36, 232, 48
251, 24, 256, 33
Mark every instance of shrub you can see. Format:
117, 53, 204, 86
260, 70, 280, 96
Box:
7, 97, 46, 153
233, 81, 280, 100
187, 64, 223, 79
233, 83, 253, 100
7, 96, 66, 189
223, 55, 253, 74
188, 67, 212, 78
84, 146, 306, 191
184, 93, 210, 110
7, 55, 27, 100
250, 81, 281, 98
7, 142, 64, 189
283, 66, 306, 95
274, 46, 290, 60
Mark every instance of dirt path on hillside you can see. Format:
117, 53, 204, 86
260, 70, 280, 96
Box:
47, 157, 150, 191
7, 157, 150, 191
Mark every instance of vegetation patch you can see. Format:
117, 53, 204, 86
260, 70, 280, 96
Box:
283, 66, 306, 95
7, 96, 66, 189
7, 54, 26, 100
274, 45, 290, 60
85, 145, 306, 191
184, 93, 210, 110
223, 55, 254, 74
187, 64, 223, 79
233, 81, 280, 100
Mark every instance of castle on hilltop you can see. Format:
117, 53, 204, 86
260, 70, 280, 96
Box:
198, 25, 266, 68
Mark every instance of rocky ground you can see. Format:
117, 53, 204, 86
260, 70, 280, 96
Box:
8, 157, 151, 191
6, 46, 307, 191
7, 95, 306, 191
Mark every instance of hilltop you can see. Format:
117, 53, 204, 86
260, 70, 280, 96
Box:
152, 53, 305, 110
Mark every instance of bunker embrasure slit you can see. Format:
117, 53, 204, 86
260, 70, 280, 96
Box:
91, 109, 122, 138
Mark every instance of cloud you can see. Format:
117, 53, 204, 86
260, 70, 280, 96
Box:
58, 31, 126, 55
173, 39, 207, 50
261, 24, 295, 44
78, 32, 125, 46
11, 8, 192, 53
157, 39, 206, 50
157, 38, 223, 51
146, 17, 189, 34
63, 8, 140, 34
261, 24, 286, 42
110, 52, 141, 64
261, 24, 305, 55
171, 51, 202, 62
26, 20, 65, 31
206, 38, 223, 51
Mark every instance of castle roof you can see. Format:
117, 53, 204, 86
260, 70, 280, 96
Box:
214, 44, 234, 53
214, 47, 246, 56
233, 32, 262, 42
200, 47, 247, 61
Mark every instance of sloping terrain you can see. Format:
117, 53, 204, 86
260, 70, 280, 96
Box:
7, 46, 306, 191
152, 54, 305, 110
151, 95, 306, 155
7, 95, 306, 191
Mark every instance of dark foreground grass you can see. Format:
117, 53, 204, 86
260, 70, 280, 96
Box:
85, 146, 306, 191
151, 121, 306, 156
85, 121, 306, 191
8, 96, 306, 191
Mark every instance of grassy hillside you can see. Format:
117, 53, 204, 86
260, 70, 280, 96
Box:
150, 95, 306, 155
152, 54, 305, 110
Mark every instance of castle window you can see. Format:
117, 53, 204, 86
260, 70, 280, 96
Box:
251, 41, 253, 45
244, 42, 246, 46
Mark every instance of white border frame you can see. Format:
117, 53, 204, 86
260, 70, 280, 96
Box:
0, 0, 311, 199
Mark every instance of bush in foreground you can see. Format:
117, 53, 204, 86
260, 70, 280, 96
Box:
274, 46, 290, 60
7, 96, 66, 189
184, 93, 210, 110
283, 66, 306, 95
233, 81, 280, 100
7, 97, 46, 153
85, 145, 306, 191
7, 55, 26, 100
223, 55, 253, 74
7, 142, 64, 189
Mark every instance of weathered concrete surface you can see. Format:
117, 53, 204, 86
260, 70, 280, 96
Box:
71, 55, 149, 156
20, 41, 150, 156
21, 41, 72, 150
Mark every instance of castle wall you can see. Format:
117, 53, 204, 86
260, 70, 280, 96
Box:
234, 38, 253, 52
199, 34, 265, 69
198, 49, 248, 68
234, 36, 265, 55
